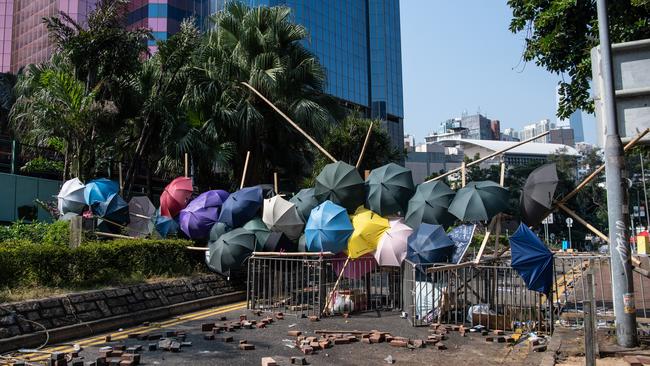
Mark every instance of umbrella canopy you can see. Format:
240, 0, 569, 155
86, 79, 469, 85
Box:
57, 178, 86, 215
510, 223, 555, 295
95, 193, 129, 233
290, 188, 319, 222
406, 223, 454, 264
209, 222, 230, 245
298, 234, 307, 252
375, 218, 413, 266
84, 178, 119, 206
155, 213, 178, 238
262, 195, 304, 241
59, 212, 79, 221
448, 181, 509, 222
331, 253, 377, 279
366, 163, 415, 216
205, 228, 256, 275
305, 200, 353, 253
160, 177, 193, 218
404, 180, 456, 229
314, 161, 365, 212
218, 186, 263, 228
263, 231, 297, 252
127, 196, 156, 237
347, 207, 389, 259
521, 163, 559, 226
243, 218, 271, 251
179, 190, 229, 239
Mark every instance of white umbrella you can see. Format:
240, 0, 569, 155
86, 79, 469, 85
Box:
262, 195, 304, 241
374, 218, 413, 267
127, 196, 156, 237
57, 178, 86, 215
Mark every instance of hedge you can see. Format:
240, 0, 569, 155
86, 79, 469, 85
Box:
0, 220, 70, 246
0, 239, 205, 288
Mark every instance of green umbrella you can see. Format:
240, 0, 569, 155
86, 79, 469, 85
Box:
448, 181, 509, 222
206, 228, 256, 275
289, 188, 319, 221
366, 163, 415, 216
314, 161, 365, 212
405, 180, 456, 228
243, 217, 270, 251
209, 222, 230, 243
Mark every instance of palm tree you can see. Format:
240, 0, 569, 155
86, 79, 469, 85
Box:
185, 2, 339, 190
0, 71, 18, 133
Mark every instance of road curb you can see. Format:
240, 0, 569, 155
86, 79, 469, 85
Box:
0, 290, 246, 353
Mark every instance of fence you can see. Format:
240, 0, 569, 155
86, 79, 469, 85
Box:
247, 254, 401, 317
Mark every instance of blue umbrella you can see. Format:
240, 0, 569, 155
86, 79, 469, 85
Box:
156, 214, 178, 238
218, 186, 263, 228
305, 201, 353, 253
406, 223, 454, 264
95, 193, 129, 233
84, 178, 119, 206
510, 223, 555, 295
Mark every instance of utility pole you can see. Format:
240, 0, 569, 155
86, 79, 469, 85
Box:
596, 0, 638, 347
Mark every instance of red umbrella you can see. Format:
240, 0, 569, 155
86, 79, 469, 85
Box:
160, 177, 193, 218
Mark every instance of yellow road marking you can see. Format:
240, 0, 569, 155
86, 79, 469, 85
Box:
20, 302, 246, 363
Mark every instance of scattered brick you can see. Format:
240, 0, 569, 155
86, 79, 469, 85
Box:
70, 358, 85, 366
202, 323, 216, 332
333, 338, 349, 345
390, 340, 408, 348
343, 313, 350, 318
308, 316, 319, 322
127, 333, 140, 339
216, 336, 233, 343
113, 345, 126, 351
256, 322, 266, 329
425, 339, 439, 346
164, 331, 176, 337
485, 337, 494, 342
288, 330, 302, 337
169, 342, 181, 353
240, 315, 247, 321
219, 316, 227, 321
493, 330, 505, 336
412, 339, 425, 348
261, 357, 278, 366
496, 337, 506, 343
147, 344, 157, 351
239, 343, 255, 351
300, 346, 313, 355
119, 361, 134, 366
276, 312, 284, 320
436, 343, 447, 350
310, 341, 320, 348
147, 334, 162, 340
291, 356, 308, 365
105, 335, 112, 342
319, 340, 331, 349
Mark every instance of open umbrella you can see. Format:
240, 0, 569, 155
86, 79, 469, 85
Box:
298, 234, 307, 252
331, 253, 377, 279
290, 188, 319, 222
262, 195, 304, 241
347, 207, 389, 259
521, 163, 558, 226
366, 163, 415, 216
84, 178, 119, 206
404, 180, 455, 229
375, 218, 413, 267
209, 222, 230, 246
179, 190, 229, 239
95, 193, 129, 233
314, 161, 365, 212
305, 200, 353, 253
243, 218, 270, 251
448, 181, 509, 222
155, 212, 178, 238
205, 228, 256, 275
218, 186, 263, 228
160, 177, 193, 218
510, 223, 555, 295
406, 223, 454, 264
127, 196, 155, 237
57, 178, 86, 215
263, 231, 297, 252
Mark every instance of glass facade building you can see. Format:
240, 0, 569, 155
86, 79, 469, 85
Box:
127, 0, 404, 150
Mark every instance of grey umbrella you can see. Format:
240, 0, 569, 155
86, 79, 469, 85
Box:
290, 188, 319, 221
127, 196, 156, 237
206, 228, 256, 275
520, 163, 559, 226
448, 181, 509, 222
243, 218, 271, 251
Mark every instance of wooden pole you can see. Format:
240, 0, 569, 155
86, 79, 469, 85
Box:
493, 160, 506, 256
184, 153, 189, 178
356, 122, 374, 169
241, 82, 337, 163
253, 251, 335, 257
322, 257, 350, 315
95, 231, 136, 240
461, 161, 467, 187
240, 151, 251, 190
118, 163, 123, 196
273, 172, 279, 194
475, 216, 497, 264
556, 202, 609, 242
425, 131, 550, 183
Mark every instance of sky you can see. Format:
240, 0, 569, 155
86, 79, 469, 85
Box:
399, 0, 597, 144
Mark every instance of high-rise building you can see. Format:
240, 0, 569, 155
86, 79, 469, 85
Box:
516, 118, 575, 146
0, 0, 98, 73
556, 85, 585, 142
126, 0, 405, 150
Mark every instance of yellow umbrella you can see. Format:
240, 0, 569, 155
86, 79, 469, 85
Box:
347, 206, 390, 259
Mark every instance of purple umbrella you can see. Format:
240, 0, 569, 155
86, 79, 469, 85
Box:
179, 190, 229, 239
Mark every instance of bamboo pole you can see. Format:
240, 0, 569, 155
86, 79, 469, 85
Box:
493, 160, 506, 257
322, 257, 350, 316
356, 121, 374, 169
184, 153, 189, 178
253, 251, 335, 257
240, 151, 251, 190
241, 82, 337, 163
274, 172, 279, 194
461, 161, 467, 187
556, 202, 609, 242
186, 246, 209, 251
96, 231, 136, 240
474, 216, 497, 264
425, 131, 550, 183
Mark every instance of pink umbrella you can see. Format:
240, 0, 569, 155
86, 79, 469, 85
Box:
375, 218, 413, 267
160, 177, 193, 218
330, 253, 377, 279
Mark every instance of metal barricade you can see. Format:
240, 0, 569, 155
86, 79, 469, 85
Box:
247, 254, 401, 317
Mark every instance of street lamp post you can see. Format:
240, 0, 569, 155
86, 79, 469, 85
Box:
596, 0, 638, 347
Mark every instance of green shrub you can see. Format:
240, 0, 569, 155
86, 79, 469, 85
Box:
0, 239, 204, 288
0, 221, 70, 246
20, 157, 64, 174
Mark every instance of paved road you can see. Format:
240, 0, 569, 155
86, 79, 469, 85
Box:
10, 302, 543, 366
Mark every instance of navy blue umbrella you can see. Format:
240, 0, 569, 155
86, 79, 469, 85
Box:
217, 186, 263, 228
510, 223, 554, 295
406, 223, 454, 264
95, 193, 129, 233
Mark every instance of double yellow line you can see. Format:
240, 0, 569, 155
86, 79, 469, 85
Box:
19, 301, 246, 363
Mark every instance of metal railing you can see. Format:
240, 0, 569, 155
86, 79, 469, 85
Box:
247, 255, 401, 317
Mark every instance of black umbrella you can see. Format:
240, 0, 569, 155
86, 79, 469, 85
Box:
448, 181, 509, 222
520, 163, 558, 226
290, 188, 319, 221
263, 231, 298, 252
206, 228, 256, 275
404, 180, 456, 229
314, 161, 365, 212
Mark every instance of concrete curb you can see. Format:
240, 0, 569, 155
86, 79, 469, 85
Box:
0, 290, 246, 353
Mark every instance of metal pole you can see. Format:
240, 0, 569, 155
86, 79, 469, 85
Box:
641, 153, 650, 228
568, 225, 572, 250
596, 0, 638, 347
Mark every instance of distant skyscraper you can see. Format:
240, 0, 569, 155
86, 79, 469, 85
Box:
556, 85, 584, 142
127, 0, 405, 150
0, 0, 98, 73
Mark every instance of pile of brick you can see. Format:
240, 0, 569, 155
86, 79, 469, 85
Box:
199, 312, 287, 352
37, 343, 145, 366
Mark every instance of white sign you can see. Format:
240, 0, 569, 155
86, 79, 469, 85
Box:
566, 217, 574, 227
542, 214, 554, 224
